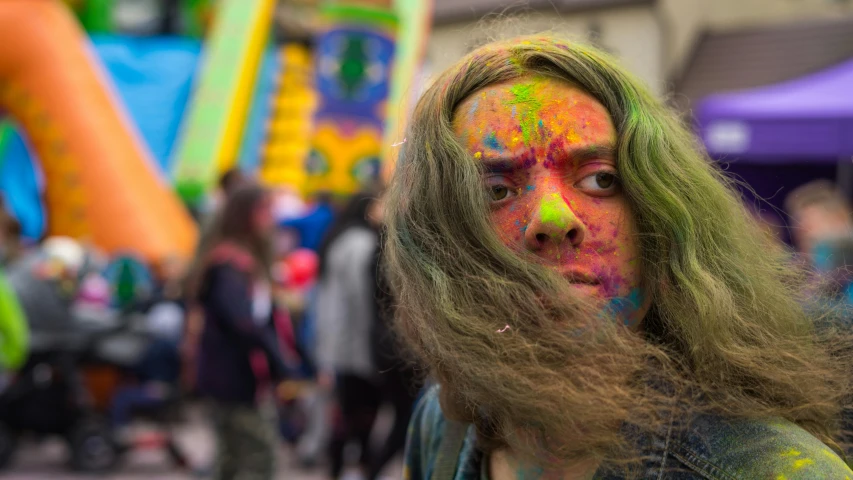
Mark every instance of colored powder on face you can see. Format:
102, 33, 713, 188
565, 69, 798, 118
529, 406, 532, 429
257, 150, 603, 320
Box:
526, 185, 534, 191
485, 132, 502, 151
505, 82, 544, 146
516, 464, 544, 480
606, 288, 644, 326
538, 194, 570, 231
566, 128, 582, 144
474, 151, 482, 159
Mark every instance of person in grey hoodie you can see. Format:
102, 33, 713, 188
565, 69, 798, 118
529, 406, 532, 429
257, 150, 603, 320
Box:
315, 191, 383, 479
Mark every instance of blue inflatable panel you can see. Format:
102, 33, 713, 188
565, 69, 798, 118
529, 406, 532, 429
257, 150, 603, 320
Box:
0, 124, 44, 240
90, 35, 201, 172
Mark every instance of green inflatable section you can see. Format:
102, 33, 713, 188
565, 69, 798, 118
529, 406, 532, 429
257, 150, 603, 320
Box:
68, 0, 215, 36
0, 270, 28, 371
0, 120, 11, 172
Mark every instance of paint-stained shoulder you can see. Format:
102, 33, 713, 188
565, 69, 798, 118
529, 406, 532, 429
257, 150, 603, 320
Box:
670, 414, 853, 479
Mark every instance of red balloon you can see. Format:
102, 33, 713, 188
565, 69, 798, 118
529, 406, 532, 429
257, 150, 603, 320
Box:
284, 248, 319, 288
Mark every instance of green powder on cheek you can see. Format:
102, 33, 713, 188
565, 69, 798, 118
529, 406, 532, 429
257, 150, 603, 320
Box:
505, 82, 543, 146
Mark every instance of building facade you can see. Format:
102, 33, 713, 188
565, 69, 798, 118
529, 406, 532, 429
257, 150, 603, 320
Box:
427, 0, 853, 97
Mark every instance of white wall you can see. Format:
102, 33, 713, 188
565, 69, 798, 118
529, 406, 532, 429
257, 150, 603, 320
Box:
658, 0, 853, 80
706, 0, 853, 28
657, 0, 704, 78
427, 5, 665, 94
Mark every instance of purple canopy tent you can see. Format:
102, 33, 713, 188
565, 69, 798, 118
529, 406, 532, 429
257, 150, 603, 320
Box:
696, 58, 853, 242
698, 58, 853, 162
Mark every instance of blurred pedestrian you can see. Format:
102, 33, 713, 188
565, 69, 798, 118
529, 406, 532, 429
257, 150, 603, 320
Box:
107, 253, 188, 444
187, 185, 289, 480
786, 181, 853, 301
0, 267, 28, 392
183, 169, 255, 393
786, 180, 853, 259
142, 255, 188, 340
1, 217, 24, 267
280, 191, 337, 252
366, 197, 418, 480
316, 192, 382, 480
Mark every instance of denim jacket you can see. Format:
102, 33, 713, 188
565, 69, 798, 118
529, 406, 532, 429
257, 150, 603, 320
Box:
404, 386, 853, 480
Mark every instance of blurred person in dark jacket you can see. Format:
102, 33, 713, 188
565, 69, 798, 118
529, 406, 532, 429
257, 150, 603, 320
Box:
187, 185, 289, 480
183, 169, 254, 393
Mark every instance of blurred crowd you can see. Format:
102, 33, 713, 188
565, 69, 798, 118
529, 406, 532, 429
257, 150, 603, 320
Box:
0, 169, 418, 480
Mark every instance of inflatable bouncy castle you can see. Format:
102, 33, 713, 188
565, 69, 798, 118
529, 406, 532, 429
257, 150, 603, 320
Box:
0, 0, 432, 261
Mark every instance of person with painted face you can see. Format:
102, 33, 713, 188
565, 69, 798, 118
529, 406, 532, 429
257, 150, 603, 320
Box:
387, 37, 853, 480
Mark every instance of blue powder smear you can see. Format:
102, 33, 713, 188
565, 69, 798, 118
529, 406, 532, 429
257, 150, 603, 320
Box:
485, 132, 502, 151
607, 288, 644, 326
469, 98, 480, 117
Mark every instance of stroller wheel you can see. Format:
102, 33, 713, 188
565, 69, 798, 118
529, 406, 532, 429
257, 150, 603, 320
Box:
67, 417, 119, 473
0, 422, 17, 469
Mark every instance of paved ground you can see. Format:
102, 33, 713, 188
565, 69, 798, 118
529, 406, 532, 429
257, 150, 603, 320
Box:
2, 408, 331, 480
2, 407, 403, 480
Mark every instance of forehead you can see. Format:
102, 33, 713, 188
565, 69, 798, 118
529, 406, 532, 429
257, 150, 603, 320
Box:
453, 76, 614, 136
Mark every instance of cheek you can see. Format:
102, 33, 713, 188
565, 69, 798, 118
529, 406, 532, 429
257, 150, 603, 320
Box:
579, 205, 642, 294
491, 206, 529, 246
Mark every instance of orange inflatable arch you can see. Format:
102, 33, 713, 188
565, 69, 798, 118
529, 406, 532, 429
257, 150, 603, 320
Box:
0, 0, 197, 262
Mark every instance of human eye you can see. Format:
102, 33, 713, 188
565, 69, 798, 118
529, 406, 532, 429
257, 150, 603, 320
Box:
575, 171, 620, 196
485, 176, 518, 203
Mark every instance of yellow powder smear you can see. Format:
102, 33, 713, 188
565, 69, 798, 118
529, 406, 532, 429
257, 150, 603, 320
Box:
566, 129, 582, 144
780, 448, 801, 458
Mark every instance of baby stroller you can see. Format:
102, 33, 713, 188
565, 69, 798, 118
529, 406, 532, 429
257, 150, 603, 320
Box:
0, 252, 156, 472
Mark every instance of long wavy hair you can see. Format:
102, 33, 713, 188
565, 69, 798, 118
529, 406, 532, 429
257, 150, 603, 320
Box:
384, 36, 852, 470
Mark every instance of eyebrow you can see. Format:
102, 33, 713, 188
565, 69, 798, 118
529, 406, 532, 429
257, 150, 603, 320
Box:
479, 144, 616, 173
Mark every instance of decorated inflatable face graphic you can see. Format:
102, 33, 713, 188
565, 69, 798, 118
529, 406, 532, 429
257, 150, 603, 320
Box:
307, 10, 396, 196
454, 76, 649, 325
306, 121, 382, 195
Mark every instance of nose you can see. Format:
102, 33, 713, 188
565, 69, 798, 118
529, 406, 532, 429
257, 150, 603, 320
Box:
524, 193, 586, 251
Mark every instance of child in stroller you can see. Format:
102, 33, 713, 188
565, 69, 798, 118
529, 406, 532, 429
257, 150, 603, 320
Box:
107, 254, 189, 469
